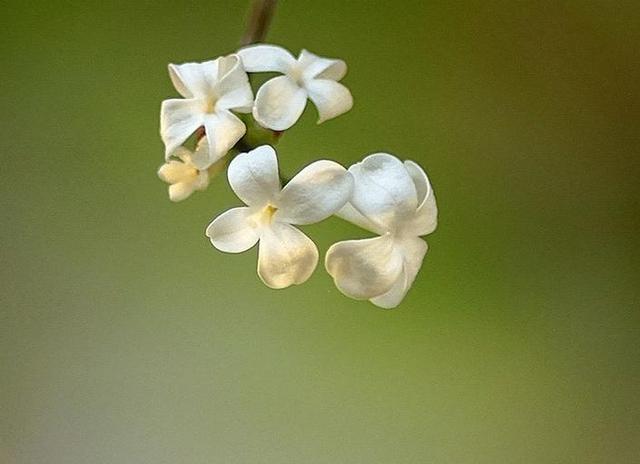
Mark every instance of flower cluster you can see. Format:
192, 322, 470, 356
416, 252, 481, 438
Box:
157, 44, 437, 308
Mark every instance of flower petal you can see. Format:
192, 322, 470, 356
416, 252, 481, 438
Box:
257, 223, 319, 289
206, 207, 260, 253
370, 237, 427, 309
227, 145, 281, 206
305, 79, 353, 124
214, 55, 254, 112
157, 158, 195, 184
168, 182, 195, 202
274, 160, 353, 225
325, 234, 403, 300
168, 60, 218, 99
201, 110, 246, 168
335, 203, 386, 236
160, 98, 204, 158
238, 44, 296, 73
347, 153, 418, 232
253, 75, 307, 131
404, 160, 438, 236
298, 49, 347, 81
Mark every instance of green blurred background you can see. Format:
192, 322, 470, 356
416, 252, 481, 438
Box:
2, 1, 639, 462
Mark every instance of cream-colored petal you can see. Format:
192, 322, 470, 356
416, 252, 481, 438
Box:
160, 98, 204, 158
157, 160, 196, 184
257, 223, 319, 289
237, 44, 296, 73
404, 160, 438, 236
298, 49, 347, 81
168, 182, 195, 202
347, 153, 418, 232
168, 60, 218, 99
206, 207, 260, 253
325, 234, 403, 300
253, 75, 307, 131
370, 237, 427, 309
227, 145, 281, 207
305, 79, 353, 124
274, 160, 353, 225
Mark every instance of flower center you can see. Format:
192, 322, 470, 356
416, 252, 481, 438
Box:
202, 96, 218, 113
288, 64, 305, 86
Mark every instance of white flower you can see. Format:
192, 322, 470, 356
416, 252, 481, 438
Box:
160, 54, 253, 168
325, 153, 438, 309
238, 44, 353, 131
206, 145, 353, 289
157, 140, 211, 202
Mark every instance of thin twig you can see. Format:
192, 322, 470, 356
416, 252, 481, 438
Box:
240, 0, 278, 46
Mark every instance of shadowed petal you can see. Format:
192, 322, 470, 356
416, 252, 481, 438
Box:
257, 223, 319, 289
253, 75, 307, 131
206, 207, 260, 253
305, 79, 353, 124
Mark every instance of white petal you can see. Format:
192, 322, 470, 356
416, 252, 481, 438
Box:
274, 160, 353, 225
160, 99, 204, 158
168, 182, 195, 202
335, 203, 386, 236
214, 55, 254, 112
201, 110, 246, 167
298, 49, 347, 81
206, 207, 260, 253
347, 153, 418, 232
168, 60, 218, 99
325, 234, 403, 300
370, 237, 427, 309
404, 160, 438, 236
237, 44, 296, 73
257, 223, 319, 289
253, 75, 307, 131
227, 145, 281, 206
305, 79, 353, 124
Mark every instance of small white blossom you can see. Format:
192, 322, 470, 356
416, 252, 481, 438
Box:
157, 141, 212, 202
238, 44, 353, 131
206, 145, 353, 289
160, 54, 253, 168
325, 154, 437, 309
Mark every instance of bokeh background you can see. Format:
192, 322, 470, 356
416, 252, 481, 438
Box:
2, 1, 639, 462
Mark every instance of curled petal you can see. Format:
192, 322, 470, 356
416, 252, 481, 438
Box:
325, 234, 403, 300
404, 160, 438, 236
168, 60, 218, 99
298, 49, 347, 81
238, 44, 296, 73
275, 160, 353, 225
347, 153, 418, 232
227, 145, 281, 207
215, 55, 254, 112
257, 223, 319, 289
160, 99, 204, 158
305, 79, 353, 124
206, 207, 260, 253
370, 237, 427, 309
201, 110, 246, 168
253, 75, 307, 131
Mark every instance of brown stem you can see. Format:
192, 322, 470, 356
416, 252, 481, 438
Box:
240, 0, 278, 46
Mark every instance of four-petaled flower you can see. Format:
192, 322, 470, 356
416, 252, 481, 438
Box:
206, 145, 353, 288
160, 54, 253, 168
325, 153, 437, 308
157, 141, 211, 202
238, 44, 353, 131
